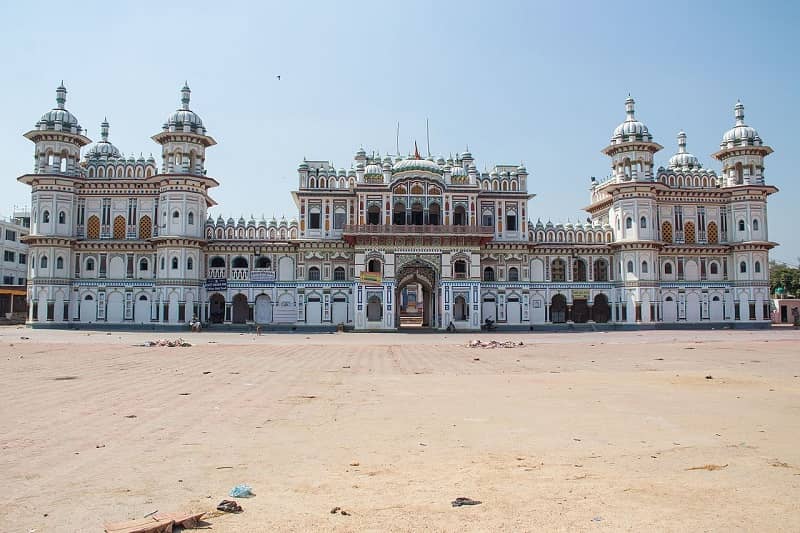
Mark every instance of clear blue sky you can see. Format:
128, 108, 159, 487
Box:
1, 0, 798, 262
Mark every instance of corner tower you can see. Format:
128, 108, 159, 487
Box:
602, 96, 663, 182
712, 101, 772, 187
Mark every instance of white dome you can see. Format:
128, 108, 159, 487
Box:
85, 120, 121, 159
162, 84, 207, 135
35, 84, 83, 134
364, 163, 383, 176
668, 132, 702, 169
393, 157, 442, 174
610, 96, 653, 144
720, 102, 762, 147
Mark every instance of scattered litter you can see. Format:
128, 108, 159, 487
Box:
705, 375, 713, 380
103, 511, 202, 533
20, 336, 30, 340
124, 415, 137, 419
179, 393, 191, 396
684, 347, 696, 350
451, 497, 482, 507
216, 466, 233, 469
330, 506, 351, 516
473, 357, 480, 361
203, 371, 212, 375
349, 461, 360, 467
229, 484, 253, 498
468, 339, 524, 349
144, 338, 192, 347
591, 516, 603, 522
770, 460, 792, 468
52, 376, 78, 381
686, 464, 728, 471
216, 500, 242, 513
96, 444, 106, 449
143, 510, 158, 518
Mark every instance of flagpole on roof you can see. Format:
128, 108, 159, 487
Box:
396, 122, 400, 156
426, 118, 430, 157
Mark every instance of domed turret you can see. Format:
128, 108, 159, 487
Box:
34, 83, 84, 134
713, 101, 772, 187
668, 131, 702, 170
152, 83, 216, 175
86, 118, 121, 160
611, 96, 653, 144
393, 156, 442, 175
720, 101, 762, 148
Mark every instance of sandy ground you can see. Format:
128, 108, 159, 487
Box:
1, 327, 799, 532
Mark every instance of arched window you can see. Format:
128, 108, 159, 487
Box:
367, 259, 381, 273
58, 211, 66, 224
739, 261, 747, 273
664, 262, 673, 275
160, 257, 165, 270
232, 256, 248, 268
171, 257, 179, 270
738, 219, 745, 232
626, 260, 634, 273
551, 259, 566, 282
641, 261, 648, 274
483, 267, 495, 281
139, 258, 149, 271
40, 255, 48, 269
508, 267, 519, 282
754, 261, 761, 273
454, 260, 467, 278
625, 217, 632, 230
333, 266, 346, 281
210, 256, 225, 268
572, 259, 587, 282
593, 259, 609, 281
86, 258, 95, 271
188, 212, 195, 225
172, 210, 180, 220
640, 216, 647, 229
42, 210, 50, 223
255, 256, 271, 269
752, 219, 759, 231
187, 257, 194, 270
56, 257, 64, 269
308, 266, 321, 280
709, 262, 718, 275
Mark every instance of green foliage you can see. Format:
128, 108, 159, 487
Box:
770, 260, 800, 297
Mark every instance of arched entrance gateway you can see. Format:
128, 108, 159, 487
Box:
395, 259, 437, 329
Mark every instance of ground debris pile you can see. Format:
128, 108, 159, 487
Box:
468, 339, 524, 349
144, 338, 192, 347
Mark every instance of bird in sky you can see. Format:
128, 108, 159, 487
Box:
276, 75, 281, 80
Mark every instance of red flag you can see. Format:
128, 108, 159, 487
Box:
414, 141, 421, 160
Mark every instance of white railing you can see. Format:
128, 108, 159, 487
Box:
208, 267, 226, 278
230, 268, 249, 281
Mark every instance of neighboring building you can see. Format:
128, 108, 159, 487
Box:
18, 84, 777, 329
0, 208, 30, 319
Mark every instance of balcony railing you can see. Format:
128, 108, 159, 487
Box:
230, 268, 249, 281
208, 267, 226, 279
343, 224, 493, 235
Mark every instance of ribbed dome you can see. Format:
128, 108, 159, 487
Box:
611, 96, 653, 144
668, 131, 702, 169
720, 102, 762, 147
393, 157, 442, 174
35, 84, 83, 134
162, 83, 207, 135
85, 119, 121, 159
364, 163, 383, 176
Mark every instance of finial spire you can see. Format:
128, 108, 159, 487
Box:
734, 100, 745, 125
625, 95, 635, 121
677, 131, 687, 153
181, 82, 191, 110
56, 83, 67, 109
100, 118, 109, 141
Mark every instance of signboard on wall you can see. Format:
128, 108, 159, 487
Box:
205, 278, 227, 291
572, 289, 590, 300
251, 270, 276, 282
360, 272, 382, 286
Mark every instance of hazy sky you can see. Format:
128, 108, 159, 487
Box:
1, 0, 798, 262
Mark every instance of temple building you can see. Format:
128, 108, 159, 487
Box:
19, 85, 777, 329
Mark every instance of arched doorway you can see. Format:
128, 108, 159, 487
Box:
80, 294, 97, 323
592, 294, 610, 323
395, 259, 437, 329
453, 295, 468, 321
572, 298, 589, 323
254, 294, 272, 324
551, 294, 567, 323
232, 294, 249, 324
209, 293, 225, 324
135, 294, 150, 324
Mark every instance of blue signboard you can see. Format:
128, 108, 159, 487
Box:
205, 278, 227, 291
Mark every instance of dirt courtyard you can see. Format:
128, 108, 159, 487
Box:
0, 327, 798, 532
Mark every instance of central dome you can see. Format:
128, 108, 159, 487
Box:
610, 96, 653, 144
393, 157, 442, 174
668, 131, 701, 170
85, 119, 121, 159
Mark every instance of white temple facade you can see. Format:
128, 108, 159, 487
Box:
19, 86, 777, 330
